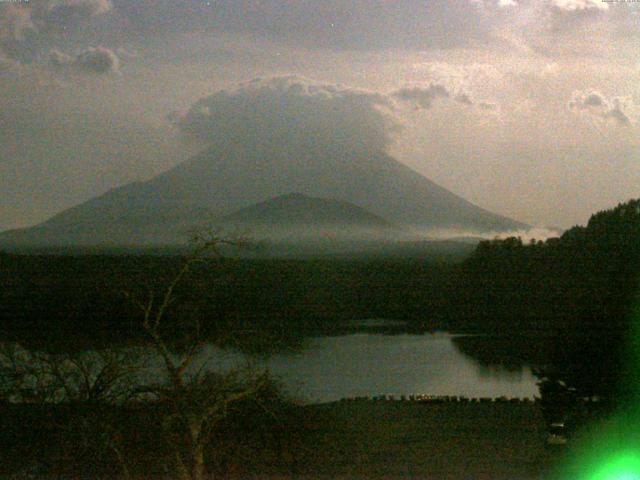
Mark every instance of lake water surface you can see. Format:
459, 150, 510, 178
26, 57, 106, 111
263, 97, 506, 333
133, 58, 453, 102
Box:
4, 331, 540, 404
203, 333, 540, 403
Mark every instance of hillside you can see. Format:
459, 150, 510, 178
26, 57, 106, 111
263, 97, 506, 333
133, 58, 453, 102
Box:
216, 192, 399, 240
0, 140, 527, 248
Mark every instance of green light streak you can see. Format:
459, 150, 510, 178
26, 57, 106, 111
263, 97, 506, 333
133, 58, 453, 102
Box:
587, 452, 640, 480
550, 293, 640, 480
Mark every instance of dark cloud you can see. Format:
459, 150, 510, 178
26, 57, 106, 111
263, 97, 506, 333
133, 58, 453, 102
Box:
49, 45, 120, 74
48, 0, 111, 17
36, 0, 112, 31
606, 103, 631, 126
544, 0, 609, 40
75, 45, 119, 73
393, 84, 451, 109
583, 93, 604, 107
0, 4, 37, 61
478, 102, 498, 111
0, 0, 113, 62
178, 76, 399, 154
392, 83, 478, 110
1, 1, 112, 38
569, 90, 632, 126
570, 90, 606, 110
455, 93, 474, 105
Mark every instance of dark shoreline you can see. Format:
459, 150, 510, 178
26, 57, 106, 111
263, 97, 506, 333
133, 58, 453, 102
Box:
1, 399, 553, 479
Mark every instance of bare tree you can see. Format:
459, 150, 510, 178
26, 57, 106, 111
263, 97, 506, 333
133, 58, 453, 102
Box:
0, 343, 141, 405
1, 233, 288, 479
0, 343, 142, 478
124, 233, 271, 480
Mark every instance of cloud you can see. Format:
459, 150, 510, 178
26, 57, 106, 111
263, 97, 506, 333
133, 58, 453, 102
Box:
492, 226, 564, 242
455, 93, 474, 105
569, 90, 633, 126
551, 0, 608, 11
33, 0, 112, 32
395, 63, 504, 111
0, 45, 56, 84
471, 0, 618, 58
583, 93, 604, 107
0, 0, 113, 62
392, 83, 480, 110
49, 45, 120, 74
177, 76, 400, 154
393, 84, 451, 109
1, 0, 112, 38
423, 225, 562, 242
478, 102, 498, 111
46, 0, 112, 17
0, 3, 38, 62
75, 45, 119, 73
606, 103, 631, 126
471, 0, 518, 6
413, 61, 503, 90
176, 75, 486, 163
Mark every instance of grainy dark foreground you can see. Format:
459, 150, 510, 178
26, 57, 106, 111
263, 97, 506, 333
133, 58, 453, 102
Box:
1, 400, 551, 479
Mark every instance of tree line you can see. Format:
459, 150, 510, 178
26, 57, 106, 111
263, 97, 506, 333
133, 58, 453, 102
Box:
448, 199, 640, 404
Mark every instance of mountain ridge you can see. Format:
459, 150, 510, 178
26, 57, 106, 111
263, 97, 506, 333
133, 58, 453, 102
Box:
0, 141, 528, 248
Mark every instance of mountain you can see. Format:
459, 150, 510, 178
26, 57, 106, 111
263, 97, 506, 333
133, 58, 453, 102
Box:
213, 192, 405, 257
0, 139, 527, 248
217, 192, 399, 239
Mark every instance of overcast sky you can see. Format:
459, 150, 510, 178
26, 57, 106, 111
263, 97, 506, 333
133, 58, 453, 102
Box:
1, 0, 639, 230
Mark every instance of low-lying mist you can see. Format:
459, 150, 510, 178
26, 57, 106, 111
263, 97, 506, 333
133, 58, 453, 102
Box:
412, 226, 563, 243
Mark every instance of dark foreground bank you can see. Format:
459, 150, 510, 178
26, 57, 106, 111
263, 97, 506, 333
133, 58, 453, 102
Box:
1, 399, 554, 479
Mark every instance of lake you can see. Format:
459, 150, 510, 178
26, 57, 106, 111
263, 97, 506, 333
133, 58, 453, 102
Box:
2, 330, 540, 404
199, 332, 540, 404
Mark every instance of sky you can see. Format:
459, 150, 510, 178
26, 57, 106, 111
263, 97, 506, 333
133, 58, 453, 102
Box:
1, 0, 639, 231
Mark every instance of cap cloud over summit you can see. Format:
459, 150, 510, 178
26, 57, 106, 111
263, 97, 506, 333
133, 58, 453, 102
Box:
176, 76, 475, 155
177, 76, 399, 155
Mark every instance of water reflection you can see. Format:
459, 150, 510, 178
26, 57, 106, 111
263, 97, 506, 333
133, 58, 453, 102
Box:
1, 333, 541, 404
252, 333, 538, 403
